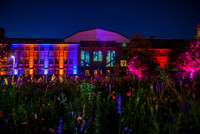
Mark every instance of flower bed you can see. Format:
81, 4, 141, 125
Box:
0, 73, 200, 133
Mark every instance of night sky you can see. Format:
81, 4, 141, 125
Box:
1, 0, 200, 39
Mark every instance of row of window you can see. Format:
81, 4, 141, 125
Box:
17, 69, 75, 75
18, 59, 73, 65
80, 41, 115, 47
80, 50, 115, 67
19, 46, 73, 51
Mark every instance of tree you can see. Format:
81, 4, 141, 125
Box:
0, 28, 13, 73
175, 40, 200, 79
119, 32, 158, 75
127, 55, 149, 79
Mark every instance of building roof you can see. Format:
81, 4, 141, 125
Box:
10, 38, 63, 44
64, 28, 130, 43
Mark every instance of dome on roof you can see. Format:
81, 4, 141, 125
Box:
64, 28, 130, 43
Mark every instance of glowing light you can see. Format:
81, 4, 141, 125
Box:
59, 69, 63, 75
29, 69, 33, 75
14, 69, 18, 75
73, 69, 77, 75
44, 69, 48, 75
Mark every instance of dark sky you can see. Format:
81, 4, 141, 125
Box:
1, 0, 200, 39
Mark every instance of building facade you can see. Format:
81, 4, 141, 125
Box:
0, 27, 195, 76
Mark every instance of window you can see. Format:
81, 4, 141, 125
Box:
19, 47, 23, 50
122, 43, 126, 47
34, 47, 39, 51
55, 59, 59, 64
39, 70, 44, 75
25, 52, 29, 57
94, 42, 97, 47
106, 51, 115, 67
69, 59, 73, 64
81, 41, 85, 47
49, 70, 54, 75
106, 41, 115, 47
64, 58, 68, 64
98, 42, 102, 47
69, 47, 73, 51
85, 70, 89, 76
25, 59, 29, 64
25, 47, 29, 51
55, 70, 59, 75
49, 47, 54, 51
94, 70, 97, 75
55, 52, 59, 57
34, 59, 39, 64
25, 70, 29, 75
40, 59, 44, 64
93, 51, 102, 61
55, 47, 59, 51
69, 70, 73, 74
81, 50, 89, 66
49, 59, 53, 64
120, 60, 127, 67
86, 42, 89, 47
34, 70, 39, 75
9, 58, 13, 65
19, 70, 23, 75
64, 47, 68, 51
40, 47, 44, 51
19, 59, 23, 64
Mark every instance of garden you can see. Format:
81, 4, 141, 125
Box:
0, 41, 200, 134
0, 67, 200, 134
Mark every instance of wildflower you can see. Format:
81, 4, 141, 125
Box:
77, 116, 83, 123
34, 114, 38, 119
161, 82, 165, 90
184, 84, 189, 87
156, 103, 158, 112
105, 83, 108, 87
126, 92, 131, 96
117, 96, 122, 114
112, 95, 116, 100
89, 116, 92, 124
20, 122, 27, 125
93, 91, 97, 95
182, 102, 186, 111
109, 93, 114, 96
49, 128, 55, 133
174, 91, 177, 96
0, 111, 3, 118
80, 120, 85, 132
57, 118, 63, 134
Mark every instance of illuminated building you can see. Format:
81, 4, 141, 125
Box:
1, 27, 196, 76
64, 28, 129, 75
11, 43, 79, 75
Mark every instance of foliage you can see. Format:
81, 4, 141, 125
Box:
175, 40, 200, 79
0, 73, 200, 133
0, 28, 14, 72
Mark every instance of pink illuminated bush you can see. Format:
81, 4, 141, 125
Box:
127, 56, 148, 79
175, 41, 200, 79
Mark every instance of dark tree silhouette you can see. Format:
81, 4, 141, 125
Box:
0, 28, 13, 72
